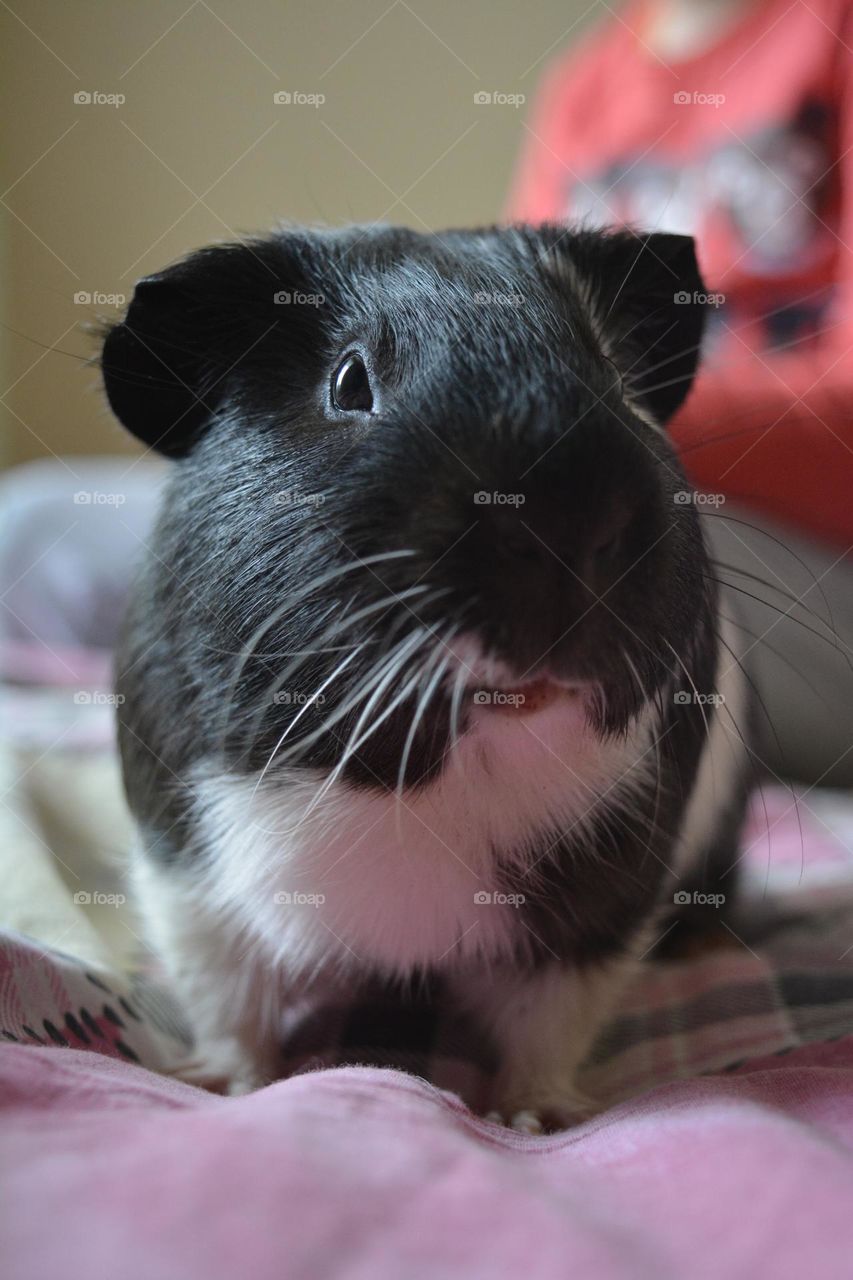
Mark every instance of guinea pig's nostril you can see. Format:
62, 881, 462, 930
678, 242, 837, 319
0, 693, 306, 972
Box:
581, 502, 642, 593
591, 502, 635, 564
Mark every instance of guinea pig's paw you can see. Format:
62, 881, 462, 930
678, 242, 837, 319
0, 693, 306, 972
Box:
169, 1037, 269, 1095
487, 1086, 598, 1134
225, 1072, 267, 1097
169, 1055, 234, 1093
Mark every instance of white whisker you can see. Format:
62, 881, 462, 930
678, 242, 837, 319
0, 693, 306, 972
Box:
395, 629, 458, 823
250, 643, 367, 802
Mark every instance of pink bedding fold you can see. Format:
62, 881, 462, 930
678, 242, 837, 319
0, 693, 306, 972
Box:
3, 1042, 853, 1280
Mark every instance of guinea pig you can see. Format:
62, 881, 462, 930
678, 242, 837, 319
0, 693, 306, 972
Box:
101, 221, 750, 1129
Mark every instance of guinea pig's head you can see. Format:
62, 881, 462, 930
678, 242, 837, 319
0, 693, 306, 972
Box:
103, 222, 710, 790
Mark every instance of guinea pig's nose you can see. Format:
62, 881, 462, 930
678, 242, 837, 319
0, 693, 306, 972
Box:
487, 506, 553, 571
490, 494, 639, 597
578, 501, 639, 595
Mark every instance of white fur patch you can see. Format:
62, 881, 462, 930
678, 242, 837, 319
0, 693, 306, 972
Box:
180, 691, 658, 983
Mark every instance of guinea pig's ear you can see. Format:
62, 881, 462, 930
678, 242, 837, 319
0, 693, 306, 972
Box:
549, 227, 707, 424
101, 243, 281, 458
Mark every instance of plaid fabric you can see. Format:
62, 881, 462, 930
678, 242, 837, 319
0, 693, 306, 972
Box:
0, 932, 193, 1073
2, 785, 853, 1108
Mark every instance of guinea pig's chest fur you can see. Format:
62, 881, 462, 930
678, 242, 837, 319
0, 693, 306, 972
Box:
180, 695, 659, 980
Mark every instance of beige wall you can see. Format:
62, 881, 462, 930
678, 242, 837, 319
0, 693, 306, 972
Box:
1, 0, 596, 468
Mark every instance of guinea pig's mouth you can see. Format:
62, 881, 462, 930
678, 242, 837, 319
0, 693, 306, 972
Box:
444, 636, 594, 717
470, 675, 588, 715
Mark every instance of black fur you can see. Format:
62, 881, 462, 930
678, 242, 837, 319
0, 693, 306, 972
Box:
105, 221, 732, 965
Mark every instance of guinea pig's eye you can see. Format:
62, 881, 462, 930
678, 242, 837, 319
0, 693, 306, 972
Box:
332, 354, 373, 412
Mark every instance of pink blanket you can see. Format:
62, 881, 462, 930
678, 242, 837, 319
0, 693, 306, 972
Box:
2, 1041, 853, 1280
5, 461, 853, 1274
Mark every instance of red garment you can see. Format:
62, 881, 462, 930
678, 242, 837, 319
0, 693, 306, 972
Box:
509, 0, 853, 548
